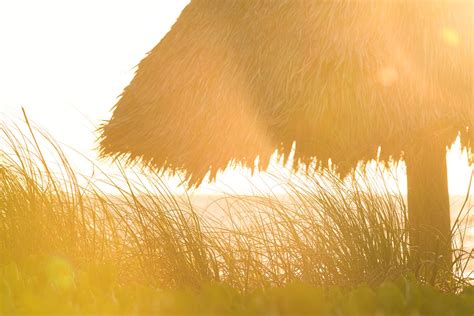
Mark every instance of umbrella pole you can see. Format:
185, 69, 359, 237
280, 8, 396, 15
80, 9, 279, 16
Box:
406, 142, 452, 283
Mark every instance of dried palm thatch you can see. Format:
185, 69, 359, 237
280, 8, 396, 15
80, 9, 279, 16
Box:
99, 0, 472, 186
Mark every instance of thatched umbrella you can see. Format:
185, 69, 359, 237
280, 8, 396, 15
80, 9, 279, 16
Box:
100, 1, 473, 275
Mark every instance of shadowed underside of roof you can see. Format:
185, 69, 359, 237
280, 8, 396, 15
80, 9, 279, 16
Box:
99, 0, 473, 186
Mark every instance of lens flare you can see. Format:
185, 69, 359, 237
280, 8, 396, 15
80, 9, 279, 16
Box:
441, 27, 460, 47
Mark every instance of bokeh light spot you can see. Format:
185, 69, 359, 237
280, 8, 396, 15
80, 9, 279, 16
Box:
441, 27, 460, 47
378, 67, 399, 87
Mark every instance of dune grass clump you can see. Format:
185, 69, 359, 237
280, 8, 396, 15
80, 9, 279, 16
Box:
234, 174, 407, 287
0, 118, 472, 314
0, 121, 115, 266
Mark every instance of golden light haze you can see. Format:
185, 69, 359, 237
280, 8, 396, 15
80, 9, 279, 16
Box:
0, 0, 471, 195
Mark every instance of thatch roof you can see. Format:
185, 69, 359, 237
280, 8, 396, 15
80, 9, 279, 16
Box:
100, 0, 473, 186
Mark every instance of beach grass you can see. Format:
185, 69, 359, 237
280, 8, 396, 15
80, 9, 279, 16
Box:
0, 118, 472, 315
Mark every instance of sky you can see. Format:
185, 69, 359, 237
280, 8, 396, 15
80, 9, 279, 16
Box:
0, 0, 472, 196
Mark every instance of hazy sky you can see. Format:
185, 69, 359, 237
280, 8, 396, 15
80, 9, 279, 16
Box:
0, 0, 189, 154
0, 1, 471, 195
